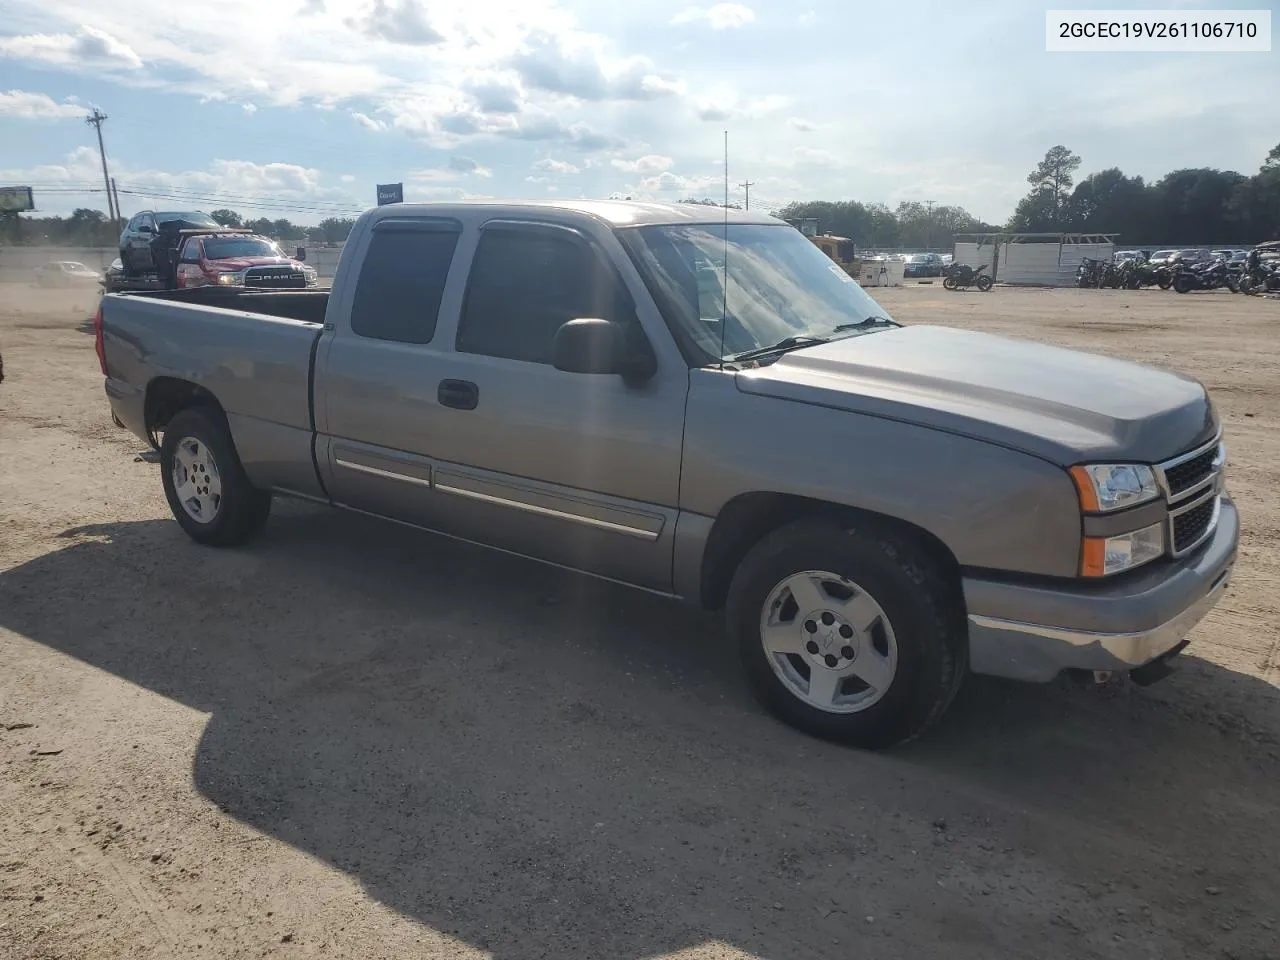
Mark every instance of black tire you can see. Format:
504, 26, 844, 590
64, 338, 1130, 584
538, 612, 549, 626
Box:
726, 519, 967, 749
1173, 274, 1195, 294
942, 276, 956, 290
160, 407, 271, 546
976, 275, 993, 292
1158, 275, 1172, 290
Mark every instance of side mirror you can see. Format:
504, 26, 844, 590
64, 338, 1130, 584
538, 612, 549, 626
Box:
138, 224, 154, 234
552, 318, 624, 375
295, 247, 306, 261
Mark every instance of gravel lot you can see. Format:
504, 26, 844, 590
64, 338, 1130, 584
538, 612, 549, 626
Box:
2, 281, 1279, 960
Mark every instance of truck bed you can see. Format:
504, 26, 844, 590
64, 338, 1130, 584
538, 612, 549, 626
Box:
100, 291, 329, 499
111, 288, 330, 325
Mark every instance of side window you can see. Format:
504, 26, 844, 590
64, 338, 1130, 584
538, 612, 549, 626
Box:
179, 239, 201, 262
457, 228, 634, 364
349, 225, 460, 344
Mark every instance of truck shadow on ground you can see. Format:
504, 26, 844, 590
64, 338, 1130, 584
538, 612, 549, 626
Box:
3, 506, 1279, 959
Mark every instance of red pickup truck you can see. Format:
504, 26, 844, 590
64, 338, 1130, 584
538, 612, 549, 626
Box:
175, 233, 318, 290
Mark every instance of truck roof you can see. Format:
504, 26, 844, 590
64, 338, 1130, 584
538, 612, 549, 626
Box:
360, 199, 782, 229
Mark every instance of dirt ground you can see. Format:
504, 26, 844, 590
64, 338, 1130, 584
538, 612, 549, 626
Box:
2, 280, 1279, 960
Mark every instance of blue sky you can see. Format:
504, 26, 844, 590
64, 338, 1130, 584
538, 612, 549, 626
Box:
0, 0, 1276, 223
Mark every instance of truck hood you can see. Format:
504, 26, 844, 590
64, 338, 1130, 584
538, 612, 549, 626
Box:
734, 325, 1217, 465
208, 256, 301, 271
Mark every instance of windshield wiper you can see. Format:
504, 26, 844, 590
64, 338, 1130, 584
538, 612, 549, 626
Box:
729, 336, 829, 363
832, 316, 899, 332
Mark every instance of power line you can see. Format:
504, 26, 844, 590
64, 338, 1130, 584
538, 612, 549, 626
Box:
738, 180, 754, 210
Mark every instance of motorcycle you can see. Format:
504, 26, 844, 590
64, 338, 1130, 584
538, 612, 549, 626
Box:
1116, 259, 1145, 289
1076, 258, 1103, 288
1172, 256, 1232, 294
943, 262, 993, 292
1239, 259, 1280, 295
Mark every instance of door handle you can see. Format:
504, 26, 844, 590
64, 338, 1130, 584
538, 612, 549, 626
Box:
438, 379, 479, 411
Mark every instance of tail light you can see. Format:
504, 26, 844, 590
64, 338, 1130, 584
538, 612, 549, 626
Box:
93, 303, 107, 375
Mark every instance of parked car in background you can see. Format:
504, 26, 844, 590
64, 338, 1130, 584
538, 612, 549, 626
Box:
176, 233, 318, 289
35, 261, 101, 288
1113, 250, 1146, 262
1148, 250, 1177, 269
96, 199, 1237, 748
119, 210, 226, 280
1174, 249, 1212, 265
903, 253, 944, 278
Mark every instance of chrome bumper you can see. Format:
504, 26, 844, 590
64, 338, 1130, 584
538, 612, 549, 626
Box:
966, 498, 1237, 683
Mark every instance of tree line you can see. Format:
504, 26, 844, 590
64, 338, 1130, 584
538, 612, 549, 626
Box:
773, 199, 989, 250
1006, 143, 1280, 244
6, 144, 1277, 249
0, 207, 358, 246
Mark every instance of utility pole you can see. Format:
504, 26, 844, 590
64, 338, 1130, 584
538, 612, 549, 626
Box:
738, 179, 754, 210
924, 199, 936, 251
111, 177, 122, 226
85, 108, 116, 224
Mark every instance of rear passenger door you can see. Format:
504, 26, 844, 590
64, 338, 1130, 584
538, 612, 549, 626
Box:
315, 218, 463, 528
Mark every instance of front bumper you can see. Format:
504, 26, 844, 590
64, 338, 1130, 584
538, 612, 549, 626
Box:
965, 497, 1238, 682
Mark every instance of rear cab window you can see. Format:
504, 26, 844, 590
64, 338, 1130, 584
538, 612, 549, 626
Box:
349, 219, 462, 344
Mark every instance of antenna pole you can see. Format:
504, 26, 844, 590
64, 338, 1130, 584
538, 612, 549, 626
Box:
86, 108, 116, 223
719, 130, 729, 371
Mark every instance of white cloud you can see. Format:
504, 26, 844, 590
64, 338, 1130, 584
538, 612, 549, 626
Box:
611, 154, 675, 174
340, 174, 356, 183
634, 171, 720, 195
407, 157, 492, 182
533, 158, 580, 174
788, 117, 815, 132
509, 30, 683, 102
0, 26, 143, 69
0, 90, 85, 120
791, 147, 839, 167
0, 147, 361, 221
347, 0, 443, 45
351, 111, 387, 131
449, 155, 492, 177
798, 10, 816, 26
694, 91, 788, 121
670, 3, 756, 29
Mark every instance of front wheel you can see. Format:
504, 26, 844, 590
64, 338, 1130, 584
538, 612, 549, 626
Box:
727, 520, 967, 749
1173, 274, 1195, 294
976, 275, 993, 292
942, 276, 957, 290
160, 407, 272, 546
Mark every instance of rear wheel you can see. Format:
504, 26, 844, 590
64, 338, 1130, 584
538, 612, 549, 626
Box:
727, 520, 966, 749
160, 408, 272, 546
1173, 274, 1195, 294
976, 275, 993, 292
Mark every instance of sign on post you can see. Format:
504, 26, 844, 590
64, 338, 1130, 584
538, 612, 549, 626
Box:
376, 183, 403, 205
0, 186, 35, 213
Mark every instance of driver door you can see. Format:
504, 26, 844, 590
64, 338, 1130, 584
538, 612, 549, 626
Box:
425, 221, 689, 592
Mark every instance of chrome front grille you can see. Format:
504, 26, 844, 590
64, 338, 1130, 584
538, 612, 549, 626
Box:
1157, 433, 1225, 558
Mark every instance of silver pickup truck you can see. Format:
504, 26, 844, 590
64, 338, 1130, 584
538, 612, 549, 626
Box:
97, 200, 1237, 747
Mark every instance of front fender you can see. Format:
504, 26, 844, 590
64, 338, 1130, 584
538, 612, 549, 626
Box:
680, 369, 1082, 579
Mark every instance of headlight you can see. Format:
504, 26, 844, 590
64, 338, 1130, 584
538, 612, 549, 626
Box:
215, 272, 243, 285
1069, 463, 1159, 512
1081, 522, 1165, 577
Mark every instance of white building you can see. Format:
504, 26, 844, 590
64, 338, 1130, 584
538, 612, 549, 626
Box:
952, 233, 1117, 286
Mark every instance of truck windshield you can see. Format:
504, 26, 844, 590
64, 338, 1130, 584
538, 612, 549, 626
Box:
621, 223, 896, 364
203, 238, 282, 260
